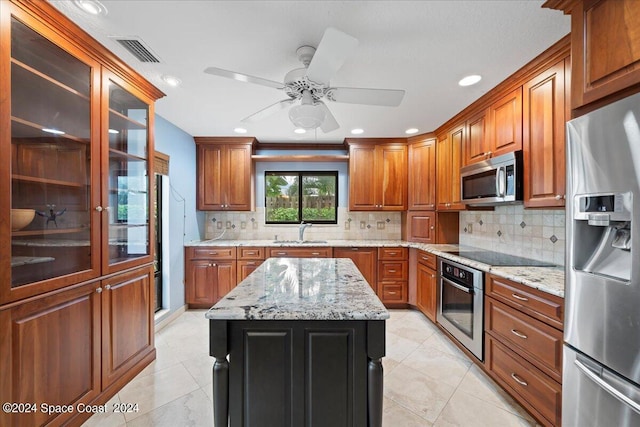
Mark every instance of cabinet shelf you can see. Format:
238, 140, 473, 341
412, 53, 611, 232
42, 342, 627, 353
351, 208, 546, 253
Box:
11, 58, 90, 101
12, 227, 87, 237
108, 109, 146, 130
109, 148, 147, 162
12, 174, 86, 188
11, 116, 90, 144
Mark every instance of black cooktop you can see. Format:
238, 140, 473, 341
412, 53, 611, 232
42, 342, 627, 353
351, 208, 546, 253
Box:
445, 250, 555, 267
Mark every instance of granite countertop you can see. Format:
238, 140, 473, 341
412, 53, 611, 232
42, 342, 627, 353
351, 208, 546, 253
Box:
187, 239, 565, 297
205, 258, 390, 321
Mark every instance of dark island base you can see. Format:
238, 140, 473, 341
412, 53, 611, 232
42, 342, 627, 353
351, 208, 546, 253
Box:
210, 319, 385, 427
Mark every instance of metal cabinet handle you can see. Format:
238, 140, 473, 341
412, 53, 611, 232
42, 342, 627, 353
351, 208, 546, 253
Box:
247, 262, 255, 265
351, 248, 359, 251
95, 206, 103, 212
388, 269, 397, 273
104, 285, 111, 291
511, 329, 528, 339
96, 287, 102, 293
311, 252, 320, 255
511, 373, 528, 387
246, 251, 256, 255
210, 252, 217, 255
388, 292, 397, 295
555, 195, 562, 200
276, 252, 287, 255
421, 256, 431, 261
430, 226, 435, 230
511, 293, 529, 302
431, 274, 436, 278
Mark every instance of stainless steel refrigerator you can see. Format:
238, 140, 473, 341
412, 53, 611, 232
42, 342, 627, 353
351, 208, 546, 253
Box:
564, 91, 640, 426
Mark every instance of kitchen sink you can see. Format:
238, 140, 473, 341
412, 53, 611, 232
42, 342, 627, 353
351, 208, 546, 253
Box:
272, 240, 328, 244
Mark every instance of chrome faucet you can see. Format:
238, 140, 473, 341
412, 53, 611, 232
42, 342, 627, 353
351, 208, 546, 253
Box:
299, 221, 312, 241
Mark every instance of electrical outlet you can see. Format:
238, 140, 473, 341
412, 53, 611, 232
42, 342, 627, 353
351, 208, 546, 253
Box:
344, 221, 350, 230
216, 221, 223, 230
376, 221, 385, 230
240, 221, 247, 229
225, 221, 231, 229
359, 221, 366, 229
467, 223, 473, 233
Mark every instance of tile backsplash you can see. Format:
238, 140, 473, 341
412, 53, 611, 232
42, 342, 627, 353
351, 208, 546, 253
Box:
204, 208, 402, 241
459, 205, 565, 266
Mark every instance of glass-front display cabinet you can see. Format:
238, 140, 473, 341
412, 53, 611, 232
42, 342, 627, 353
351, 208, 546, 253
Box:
6, 16, 101, 301
2, 10, 156, 304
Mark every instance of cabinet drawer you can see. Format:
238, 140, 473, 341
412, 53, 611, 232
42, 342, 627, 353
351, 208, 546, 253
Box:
267, 247, 333, 258
486, 297, 563, 382
379, 283, 406, 302
378, 247, 408, 260
487, 274, 564, 330
378, 260, 408, 281
238, 247, 265, 260
189, 247, 236, 260
486, 335, 562, 427
417, 250, 437, 270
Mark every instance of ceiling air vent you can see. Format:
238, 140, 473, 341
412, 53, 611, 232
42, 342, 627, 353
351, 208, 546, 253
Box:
113, 37, 161, 63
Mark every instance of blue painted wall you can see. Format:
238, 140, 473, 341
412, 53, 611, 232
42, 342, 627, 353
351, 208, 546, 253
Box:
154, 114, 203, 316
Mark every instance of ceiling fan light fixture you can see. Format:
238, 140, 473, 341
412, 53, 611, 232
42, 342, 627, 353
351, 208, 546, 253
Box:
405, 128, 419, 135
350, 128, 364, 135
288, 103, 326, 129
458, 75, 482, 87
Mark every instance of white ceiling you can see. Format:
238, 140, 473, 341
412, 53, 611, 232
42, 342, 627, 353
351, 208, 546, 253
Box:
50, 1, 570, 143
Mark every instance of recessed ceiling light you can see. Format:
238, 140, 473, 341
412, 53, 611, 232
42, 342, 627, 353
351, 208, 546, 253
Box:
405, 128, 419, 135
108, 129, 119, 134
73, 0, 107, 15
42, 128, 65, 135
351, 128, 364, 135
161, 75, 181, 87
293, 128, 306, 134
458, 75, 482, 87
234, 127, 247, 134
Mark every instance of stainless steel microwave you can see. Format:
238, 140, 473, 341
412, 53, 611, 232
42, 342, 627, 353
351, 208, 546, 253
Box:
460, 151, 523, 206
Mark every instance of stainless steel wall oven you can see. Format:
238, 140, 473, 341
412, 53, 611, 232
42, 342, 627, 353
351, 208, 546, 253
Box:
437, 258, 484, 361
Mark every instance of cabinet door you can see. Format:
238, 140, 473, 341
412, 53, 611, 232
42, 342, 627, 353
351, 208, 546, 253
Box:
333, 247, 377, 291
449, 125, 465, 209
101, 266, 154, 388
237, 260, 263, 283
214, 261, 237, 302
225, 144, 253, 210
570, 0, 640, 109
186, 259, 216, 308
102, 71, 154, 274
348, 145, 378, 210
436, 132, 451, 210
4, 11, 101, 303
408, 138, 436, 210
489, 88, 523, 157
524, 60, 566, 208
465, 109, 490, 165
416, 262, 437, 322
197, 144, 224, 210
0, 282, 101, 427
404, 211, 436, 243
379, 145, 407, 210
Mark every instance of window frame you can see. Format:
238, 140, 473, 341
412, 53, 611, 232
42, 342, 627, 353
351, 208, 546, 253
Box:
264, 170, 338, 225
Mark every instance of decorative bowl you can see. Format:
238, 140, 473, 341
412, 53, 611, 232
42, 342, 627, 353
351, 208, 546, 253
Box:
11, 208, 35, 231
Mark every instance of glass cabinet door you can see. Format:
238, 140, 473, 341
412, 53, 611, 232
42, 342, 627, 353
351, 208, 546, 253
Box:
7, 15, 100, 296
104, 76, 152, 271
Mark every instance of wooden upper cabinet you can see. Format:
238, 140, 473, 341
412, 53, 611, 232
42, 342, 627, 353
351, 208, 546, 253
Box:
464, 109, 490, 165
436, 125, 465, 211
488, 87, 523, 158
408, 136, 436, 210
544, 0, 640, 111
195, 138, 255, 211
523, 59, 568, 208
348, 141, 407, 211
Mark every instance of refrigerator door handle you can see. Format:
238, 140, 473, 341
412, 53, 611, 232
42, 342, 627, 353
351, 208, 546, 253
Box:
575, 359, 640, 415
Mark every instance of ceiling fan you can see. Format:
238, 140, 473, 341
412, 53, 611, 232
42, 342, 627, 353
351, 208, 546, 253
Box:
204, 27, 405, 133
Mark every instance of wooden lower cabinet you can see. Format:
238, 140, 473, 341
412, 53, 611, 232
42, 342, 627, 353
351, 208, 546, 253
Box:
185, 246, 237, 308
0, 265, 155, 427
416, 255, 437, 322
266, 247, 333, 258
237, 260, 263, 282
484, 274, 564, 426
377, 247, 408, 306
101, 267, 155, 388
333, 247, 377, 292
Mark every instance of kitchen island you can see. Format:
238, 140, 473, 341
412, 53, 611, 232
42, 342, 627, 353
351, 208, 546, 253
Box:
206, 257, 389, 427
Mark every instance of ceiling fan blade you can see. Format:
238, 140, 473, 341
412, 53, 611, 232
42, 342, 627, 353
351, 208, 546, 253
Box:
241, 99, 295, 123
328, 87, 405, 107
204, 67, 285, 89
317, 102, 339, 133
306, 28, 358, 86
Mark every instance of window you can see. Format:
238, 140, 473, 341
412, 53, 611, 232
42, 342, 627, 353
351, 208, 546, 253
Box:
265, 171, 338, 224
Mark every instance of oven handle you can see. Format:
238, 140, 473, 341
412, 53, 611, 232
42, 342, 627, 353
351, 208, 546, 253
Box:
441, 277, 473, 294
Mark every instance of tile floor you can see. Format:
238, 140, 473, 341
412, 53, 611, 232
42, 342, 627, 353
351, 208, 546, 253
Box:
83, 309, 539, 426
